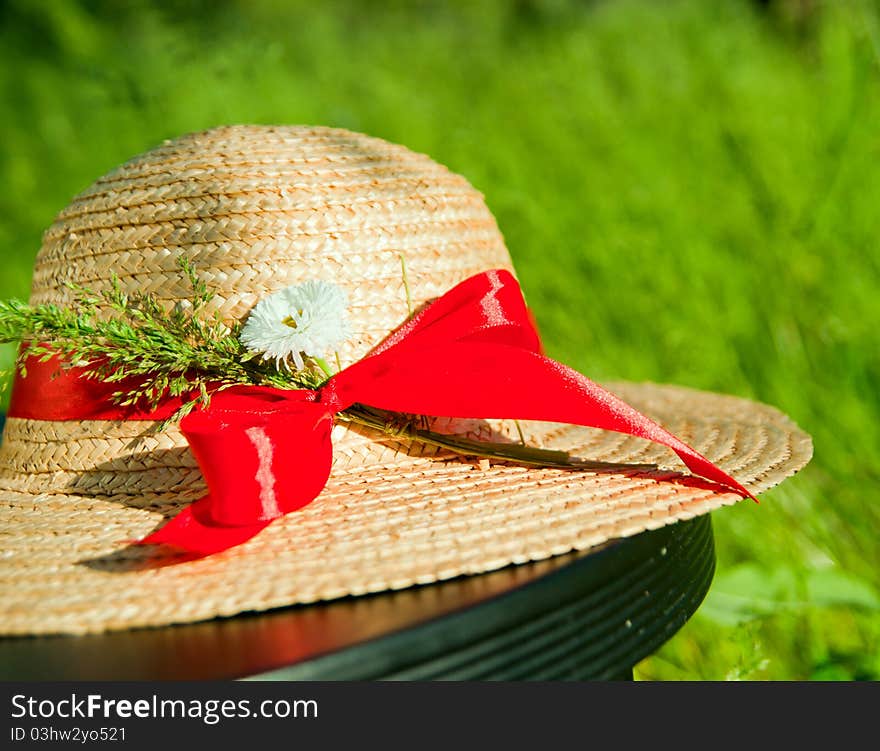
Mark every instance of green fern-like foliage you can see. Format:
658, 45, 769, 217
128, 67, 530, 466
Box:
0, 258, 323, 425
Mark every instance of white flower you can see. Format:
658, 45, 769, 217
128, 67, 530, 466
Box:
240, 280, 350, 370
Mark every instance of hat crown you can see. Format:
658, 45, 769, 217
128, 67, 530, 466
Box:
30, 125, 514, 366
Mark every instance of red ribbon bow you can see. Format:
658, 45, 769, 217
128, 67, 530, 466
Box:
8, 270, 753, 556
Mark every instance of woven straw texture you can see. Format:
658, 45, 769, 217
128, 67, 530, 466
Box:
0, 125, 812, 635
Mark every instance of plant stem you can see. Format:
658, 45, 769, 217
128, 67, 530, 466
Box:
338, 405, 657, 472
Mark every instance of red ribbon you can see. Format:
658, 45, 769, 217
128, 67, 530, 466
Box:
8, 270, 753, 555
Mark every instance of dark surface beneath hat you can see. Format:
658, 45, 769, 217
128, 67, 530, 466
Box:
0, 460, 714, 680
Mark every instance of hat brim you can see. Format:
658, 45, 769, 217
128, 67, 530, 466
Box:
0, 381, 812, 636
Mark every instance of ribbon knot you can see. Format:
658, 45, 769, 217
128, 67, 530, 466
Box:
8, 269, 754, 557
317, 378, 347, 415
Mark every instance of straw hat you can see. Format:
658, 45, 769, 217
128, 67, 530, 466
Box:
0, 125, 812, 635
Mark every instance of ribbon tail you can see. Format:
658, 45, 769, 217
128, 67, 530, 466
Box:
138, 497, 272, 556
138, 387, 335, 556
333, 341, 755, 500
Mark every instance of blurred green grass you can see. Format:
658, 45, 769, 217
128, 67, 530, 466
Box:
1, 0, 878, 679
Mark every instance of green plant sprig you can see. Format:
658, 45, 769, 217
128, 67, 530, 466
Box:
0, 258, 322, 424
